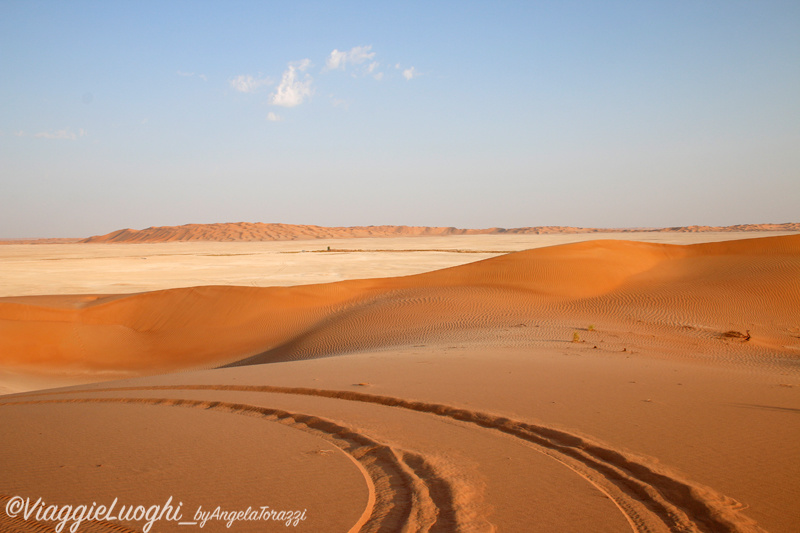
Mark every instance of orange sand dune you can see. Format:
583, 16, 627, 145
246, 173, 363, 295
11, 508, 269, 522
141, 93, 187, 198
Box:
2, 234, 799, 532
77, 221, 800, 243
1, 234, 798, 375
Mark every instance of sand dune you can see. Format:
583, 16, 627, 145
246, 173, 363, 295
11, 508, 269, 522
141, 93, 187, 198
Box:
1, 234, 798, 532
1, 235, 798, 375
76, 221, 800, 243
7, 232, 795, 299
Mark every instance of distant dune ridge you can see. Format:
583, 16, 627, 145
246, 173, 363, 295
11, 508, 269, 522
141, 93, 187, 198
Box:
76, 221, 800, 243
1, 234, 797, 374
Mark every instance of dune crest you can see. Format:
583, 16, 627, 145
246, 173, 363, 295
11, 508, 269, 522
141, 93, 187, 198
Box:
1, 235, 798, 375
76, 221, 800, 243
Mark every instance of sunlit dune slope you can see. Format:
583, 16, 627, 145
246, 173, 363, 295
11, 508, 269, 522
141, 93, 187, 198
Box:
1, 235, 798, 374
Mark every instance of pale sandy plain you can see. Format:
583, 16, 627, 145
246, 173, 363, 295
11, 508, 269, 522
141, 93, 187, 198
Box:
1, 231, 799, 532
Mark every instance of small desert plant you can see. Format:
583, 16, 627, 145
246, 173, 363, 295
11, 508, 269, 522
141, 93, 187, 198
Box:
587, 324, 595, 331
572, 331, 581, 343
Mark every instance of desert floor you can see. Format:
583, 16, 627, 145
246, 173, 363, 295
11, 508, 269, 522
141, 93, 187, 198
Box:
3, 232, 793, 297
0, 232, 798, 532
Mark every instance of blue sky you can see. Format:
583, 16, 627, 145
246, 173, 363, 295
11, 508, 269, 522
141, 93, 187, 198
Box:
1, 1, 798, 238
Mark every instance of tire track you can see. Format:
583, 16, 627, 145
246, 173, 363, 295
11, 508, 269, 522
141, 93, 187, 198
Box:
0, 396, 485, 533
3, 385, 764, 533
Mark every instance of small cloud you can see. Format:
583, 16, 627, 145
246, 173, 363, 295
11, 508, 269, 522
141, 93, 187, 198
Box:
325, 45, 376, 71
198, 74, 208, 81
266, 112, 282, 122
326, 49, 347, 70
368, 61, 383, 80
403, 66, 418, 81
230, 74, 272, 93
14, 130, 26, 137
34, 129, 86, 141
270, 59, 313, 107
329, 95, 349, 109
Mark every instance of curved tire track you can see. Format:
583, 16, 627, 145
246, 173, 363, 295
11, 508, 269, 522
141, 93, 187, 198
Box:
3, 384, 765, 532
0, 395, 484, 533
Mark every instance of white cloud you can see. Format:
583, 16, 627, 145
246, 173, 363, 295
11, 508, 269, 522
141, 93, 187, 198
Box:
402, 66, 418, 80
230, 74, 272, 93
34, 129, 86, 141
14, 130, 26, 137
329, 95, 349, 109
266, 112, 282, 122
326, 49, 347, 70
367, 61, 383, 80
270, 59, 313, 107
325, 45, 376, 71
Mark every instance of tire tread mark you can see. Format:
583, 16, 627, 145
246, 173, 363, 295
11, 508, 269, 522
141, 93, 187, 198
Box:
0, 396, 487, 533
3, 385, 762, 533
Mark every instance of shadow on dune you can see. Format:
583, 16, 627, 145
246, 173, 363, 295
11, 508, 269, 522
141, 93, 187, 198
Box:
1, 234, 798, 375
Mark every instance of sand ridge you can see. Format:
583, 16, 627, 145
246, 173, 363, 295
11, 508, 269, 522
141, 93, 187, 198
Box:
72, 222, 800, 244
6, 232, 798, 299
1, 234, 798, 375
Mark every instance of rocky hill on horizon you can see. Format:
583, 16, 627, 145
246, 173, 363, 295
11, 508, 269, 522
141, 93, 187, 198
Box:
75, 221, 800, 244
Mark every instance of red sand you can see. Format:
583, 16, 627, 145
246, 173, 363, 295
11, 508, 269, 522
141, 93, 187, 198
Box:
1, 235, 797, 375
1, 234, 798, 532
